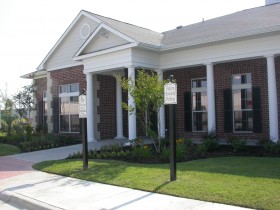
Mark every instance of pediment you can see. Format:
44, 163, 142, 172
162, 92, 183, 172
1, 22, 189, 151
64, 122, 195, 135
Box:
74, 23, 137, 60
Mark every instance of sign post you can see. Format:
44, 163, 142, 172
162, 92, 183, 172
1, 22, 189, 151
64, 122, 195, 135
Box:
79, 93, 88, 170
164, 75, 177, 181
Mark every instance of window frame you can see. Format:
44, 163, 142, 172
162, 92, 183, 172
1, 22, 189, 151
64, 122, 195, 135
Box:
191, 78, 208, 132
43, 91, 48, 126
231, 73, 253, 133
59, 84, 80, 133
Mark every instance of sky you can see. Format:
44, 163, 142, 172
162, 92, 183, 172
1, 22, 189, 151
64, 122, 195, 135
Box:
0, 0, 265, 98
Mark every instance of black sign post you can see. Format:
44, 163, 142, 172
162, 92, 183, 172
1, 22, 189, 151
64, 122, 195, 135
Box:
169, 102, 176, 181
164, 75, 177, 181
79, 92, 88, 170
82, 117, 88, 170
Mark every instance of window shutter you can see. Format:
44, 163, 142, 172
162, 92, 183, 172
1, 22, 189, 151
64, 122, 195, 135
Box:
165, 106, 169, 137
184, 91, 192, 132
38, 100, 43, 126
224, 89, 233, 133
253, 87, 262, 133
53, 97, 59, 133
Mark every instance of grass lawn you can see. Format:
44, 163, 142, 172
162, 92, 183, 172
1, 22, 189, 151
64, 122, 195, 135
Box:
33, 157, 280, 210
0, 143, 21, 156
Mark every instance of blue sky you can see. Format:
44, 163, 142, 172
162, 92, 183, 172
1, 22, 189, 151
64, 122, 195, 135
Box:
0, 0, 264, 98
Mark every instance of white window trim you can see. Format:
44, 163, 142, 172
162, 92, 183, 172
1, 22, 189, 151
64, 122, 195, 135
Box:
191, 78, 208, 132
59, 84, 80, 133
231, 74, 253, 133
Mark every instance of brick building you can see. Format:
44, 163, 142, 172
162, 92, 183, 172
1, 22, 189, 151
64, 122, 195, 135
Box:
22, 1, 280, 144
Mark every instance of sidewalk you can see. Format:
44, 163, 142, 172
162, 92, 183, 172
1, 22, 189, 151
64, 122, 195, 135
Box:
0, 141, 254, 210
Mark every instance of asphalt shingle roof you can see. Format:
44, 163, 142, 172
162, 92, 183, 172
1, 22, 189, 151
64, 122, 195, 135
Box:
86, 3, 280, 50
85, 11, 163, 46
161, 3, 280, 49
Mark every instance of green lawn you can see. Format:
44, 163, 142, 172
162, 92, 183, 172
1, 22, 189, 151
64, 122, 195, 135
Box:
0, 143, 21, 156
33, 157, 280, 210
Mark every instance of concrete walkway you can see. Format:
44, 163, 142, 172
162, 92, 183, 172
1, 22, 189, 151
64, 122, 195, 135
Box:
0, 140, 254, 210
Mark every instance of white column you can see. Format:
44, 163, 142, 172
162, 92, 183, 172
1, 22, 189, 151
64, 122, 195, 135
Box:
206, 63, 216, 131
266, 55, 279, 142
157, 70, 165, 138
127, 66, 137, 140
115, 77, 125, 139
86, 73, 96, 142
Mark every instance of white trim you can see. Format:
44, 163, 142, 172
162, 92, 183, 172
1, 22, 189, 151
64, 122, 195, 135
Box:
231, 73, 253, 133
47, 62, 82, 72
37, 10, 101, 71
161, 26, 280, 51
80, 23, 91, 39
74, 23, 137, 60
74, 43, 137, 61
191, 78, 208, 132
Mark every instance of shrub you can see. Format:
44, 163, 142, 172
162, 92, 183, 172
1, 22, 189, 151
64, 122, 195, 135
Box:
261, 138, 280, 155
228, 137, 247, 153
176, 138, 188, 162
160, 146, 170, 162
201, 130, 219, 152
130, 145, 153, 160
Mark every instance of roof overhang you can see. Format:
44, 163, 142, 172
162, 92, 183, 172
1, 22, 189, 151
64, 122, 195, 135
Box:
20, 70, 47, 79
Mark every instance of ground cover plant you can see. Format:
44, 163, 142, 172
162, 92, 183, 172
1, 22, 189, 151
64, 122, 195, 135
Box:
33, 157, 280, 210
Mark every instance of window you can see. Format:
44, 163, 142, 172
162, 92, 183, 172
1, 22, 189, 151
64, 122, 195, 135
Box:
192, 78, 207, 132
232, 74, 253, 132
43, 91, 47, 126
59, 84, 79, 132
60, 83, 79, 94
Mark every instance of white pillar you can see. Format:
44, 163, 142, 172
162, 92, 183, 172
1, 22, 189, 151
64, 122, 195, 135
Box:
206, 63, 216, 131
266, 55, 279, 142
115, 77, 125, 139
86, 73, 96, 142
157, 70, 166, 138
127, 66, 137, 140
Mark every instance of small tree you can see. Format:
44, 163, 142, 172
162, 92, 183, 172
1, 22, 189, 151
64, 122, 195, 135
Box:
119, 70, 166, 152
13, 83, 36, 122
1, 98, 17, 135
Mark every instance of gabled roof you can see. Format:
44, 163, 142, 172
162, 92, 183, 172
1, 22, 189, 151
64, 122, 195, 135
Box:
74, 22, 138, 60
84, 11, 164, 47
36, 3, 280, 72
162, 3, 280, 50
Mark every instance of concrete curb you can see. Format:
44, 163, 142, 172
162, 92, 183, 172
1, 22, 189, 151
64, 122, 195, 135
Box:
0, 190, 64, 210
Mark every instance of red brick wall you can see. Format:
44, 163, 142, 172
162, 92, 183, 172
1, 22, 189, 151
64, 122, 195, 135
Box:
164, 58, 270, 141
51, 65, 85, 137
164, 66, 206, 138
214, 58, 268, 140
97, 75, 117, 139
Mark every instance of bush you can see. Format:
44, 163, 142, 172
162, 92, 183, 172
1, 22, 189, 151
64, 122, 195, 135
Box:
228, 137, 247, 153
18, 134, 80, 152
130, 145, 153, 160
201, 130, 219, 152
160, 146, 170, 162
261, 138, 280, 155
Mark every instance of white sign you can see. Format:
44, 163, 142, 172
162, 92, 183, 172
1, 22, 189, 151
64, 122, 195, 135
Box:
164, 82, 177, 104
79, 95, 87, 118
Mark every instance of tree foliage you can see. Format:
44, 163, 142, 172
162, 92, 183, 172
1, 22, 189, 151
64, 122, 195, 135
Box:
119, 70, 166, 152
13, 83, 36, 122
